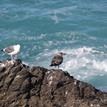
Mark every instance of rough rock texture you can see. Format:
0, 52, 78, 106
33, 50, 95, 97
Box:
0, 59, 107, 107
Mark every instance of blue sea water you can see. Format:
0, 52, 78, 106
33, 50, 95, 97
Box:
0, 0, 107, 91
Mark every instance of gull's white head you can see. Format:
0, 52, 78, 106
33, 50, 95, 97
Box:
14, 44, 20, 52
16, 44, 20, 49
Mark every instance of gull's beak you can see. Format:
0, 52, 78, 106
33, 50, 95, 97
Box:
62, 53, 67, 55
59, 52, 67, 56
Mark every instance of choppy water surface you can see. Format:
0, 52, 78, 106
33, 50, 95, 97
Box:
0, 0, 107, 91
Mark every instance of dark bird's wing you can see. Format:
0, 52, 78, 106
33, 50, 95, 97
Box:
50, 55, 63, 66
4, 46, 14, 53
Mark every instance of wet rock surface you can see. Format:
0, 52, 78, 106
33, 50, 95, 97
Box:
0, 59, 107, 107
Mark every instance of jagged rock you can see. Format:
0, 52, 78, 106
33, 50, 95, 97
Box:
0, 60, 107, 107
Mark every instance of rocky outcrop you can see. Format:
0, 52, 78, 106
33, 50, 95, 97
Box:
0, 59, 107, 107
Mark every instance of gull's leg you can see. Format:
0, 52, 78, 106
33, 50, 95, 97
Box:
10, 55, 15, 64
11, 55, 16, 61
11, 55, 13, 60
15, 54, 18, 59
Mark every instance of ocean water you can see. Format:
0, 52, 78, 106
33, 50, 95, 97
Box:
0, 0, 107, 91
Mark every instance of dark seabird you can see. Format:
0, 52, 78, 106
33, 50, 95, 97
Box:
1, 44, 20, 60
50, 52, 66, 68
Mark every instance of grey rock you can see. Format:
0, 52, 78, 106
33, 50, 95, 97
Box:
0, 60, 107, 107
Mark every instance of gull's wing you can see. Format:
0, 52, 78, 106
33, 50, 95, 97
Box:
3, 46, 15, 53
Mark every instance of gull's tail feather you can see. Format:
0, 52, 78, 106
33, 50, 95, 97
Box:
1, 49, 3, 52
50, 64, 54, 66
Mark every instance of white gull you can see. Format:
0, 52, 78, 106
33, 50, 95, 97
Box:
1, 44, 20, 60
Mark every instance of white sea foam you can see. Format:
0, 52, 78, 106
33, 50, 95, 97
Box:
60, 47, 107, 80
92, 60, 107, 72
35, 46, 107, 82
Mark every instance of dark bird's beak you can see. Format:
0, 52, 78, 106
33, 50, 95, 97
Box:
59, 52, 67, 56
63, 53, 66, 55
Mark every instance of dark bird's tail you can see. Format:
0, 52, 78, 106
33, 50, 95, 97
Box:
50, 64, 53, 66
1, 49, 3, 52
